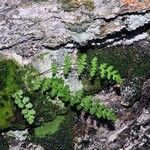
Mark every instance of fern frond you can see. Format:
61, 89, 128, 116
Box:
99, 63, 107, 79
90, 57, 98, 78
106, 65, 113, 80
77, 54, 87, 76
100, 63, 123, 84
51, 63, 58, 77
63, 55, 72, 76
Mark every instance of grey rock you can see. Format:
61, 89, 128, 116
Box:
120, 78, 143, 107
142, 79, 150, 101
0, 0, 149, 55
31, 49, 83, 92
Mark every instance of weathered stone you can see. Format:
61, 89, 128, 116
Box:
0, 0, 149, 55
120, 77, 143, 107
31, 49, 83, 92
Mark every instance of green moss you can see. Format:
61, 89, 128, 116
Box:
32, 112, 75, 150
82, 75, 102, 95
61, 0, 95, 12
0, 59, 21, 96
32, 94, 67, 126
79, 45, 150, 94
0, 100, 14, 130
34, 115, 65, 138
85, 46, 150, 78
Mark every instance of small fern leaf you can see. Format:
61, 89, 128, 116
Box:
106, 66, 113, 80
100, 63, 107, 79
77, 54, 87, 76
51, 63, 58, 77
90, 57, 98, 77
63, 55, 72, 76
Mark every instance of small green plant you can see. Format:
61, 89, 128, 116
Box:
51, 63, 58, 77
63, 55, 72, 76
10, 53, 121, 124
100, 63, 123, 84
31, 76, 42, 91
28, 74, 117, 122
34, 115, 65, 138
90, 56, 98, 78
68, 91, 116, 122
12, 90, 36, 124
77, 54, 87, 76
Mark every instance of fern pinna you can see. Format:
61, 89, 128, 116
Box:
90, 57, 98, 78
77, 54, 87, 76
99, 63, 123, 84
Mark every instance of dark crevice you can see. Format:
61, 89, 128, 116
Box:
77, 22, 150, 51
41, 40, 74, 50
93, 9, 150, 22
0, 37, 42, 51
0, 19, 150, 52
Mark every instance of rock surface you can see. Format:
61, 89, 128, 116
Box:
0, 0, 150, 56
74, 87, 150, 150
0, 0, 150, 150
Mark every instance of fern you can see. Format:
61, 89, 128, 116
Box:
99, 63, 107, 79
90, 57, 98, 78
77, 54, 87, 76
41, 78, 52, 92
63, 55, 72, 76
100, 63, 123, 84
31, 77, 42, 91
12, 90, 36, 124
80, 96, 93, 112
51, 63, 58, 77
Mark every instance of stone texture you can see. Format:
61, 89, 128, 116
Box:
0, 0, 149, 56
75, 88, 150, 150
0, 0, 150, 150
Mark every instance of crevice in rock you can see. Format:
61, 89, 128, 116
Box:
78, 22, 150, 51
0, 37, 42, 51
42, 40, 74, 50
93, 9, 150, 22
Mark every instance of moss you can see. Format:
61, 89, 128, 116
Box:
34, 115, 65, 138
61, 0, 95, 12
82, 74, 102, 95
0, 100, 14, 130
85, 46, 150, 78
31, 94, 67, 126
0, 58, 24, 130
31, 112, 75, 150
0, 59, 21, 96
79, 45, 150, 94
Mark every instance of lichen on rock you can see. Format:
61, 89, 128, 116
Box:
61, 0, 95, 11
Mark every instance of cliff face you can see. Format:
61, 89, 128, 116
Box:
0, 0, 150, 55
0, 0, 150, 150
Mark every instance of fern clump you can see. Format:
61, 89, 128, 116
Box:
63, 55, 72, 76
31, 75, 117, 122
31, 76, 42, 91
9, 53, 121, 125
90, 56, 98, 78
12, 90, 36, 124
77, 54, 87, 76
69, 91, 117, 122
